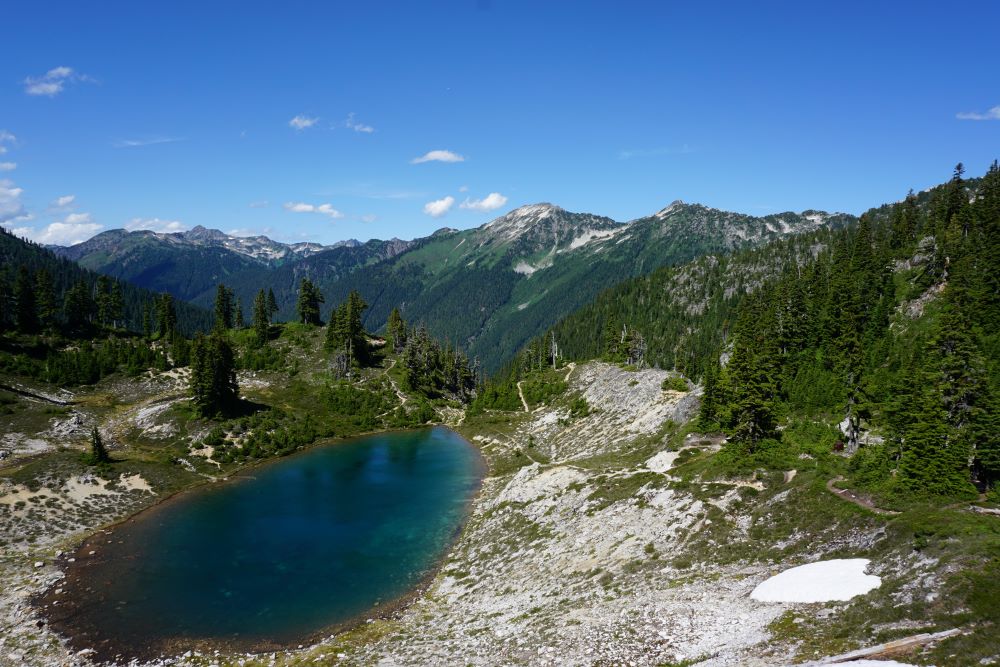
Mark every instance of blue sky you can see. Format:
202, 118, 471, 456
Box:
1, 1, 998, 246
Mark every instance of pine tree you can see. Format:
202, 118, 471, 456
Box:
698, 359, 722, 427
95, 275, 113, 327
234, 298, 245, 329
252, 289, 269, 347
214, 284, 234, 330
109, 281, 125, 329
85, 425, 110, 465
142, 301, 153, 339
14, 266, 38, 334
296, 278, 324, 325
157, 293, 177, 339
64, 280, 94, 333
386, 307, 407, 352
266, 288, 279, 322
34, 269, 57, 333
189, 331, 239, 417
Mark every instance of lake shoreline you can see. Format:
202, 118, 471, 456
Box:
33, 424, 487, 665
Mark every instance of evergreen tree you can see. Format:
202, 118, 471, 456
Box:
14, 266, 38, 334
698, 359, 722, 427
0, 269, 8, 333
296, 278, 324, 325
34, 269, 57, 333
386, 307, 407, 352
157, 293, 177, 339
64, 280, 94, 333
234, 298, 245, 329
142, 301, 153, 339
190, 331, 239, 417
108, 281, 125, 329
251, 289, 269, 348
266, 288, 279, 322
214, 284, 235, 330
85, 426, 110, 465
95, 275, 114, 328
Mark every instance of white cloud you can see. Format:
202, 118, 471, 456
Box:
0, 179, 28, 223
125, 217, 187, 233
283, 201, 344, 219
423, 196, 455, 218
113, 136, 184, 148
53, 194, 76, 207
460, 192, 508, 212
360, 214, 378, 223
345, 113, 375, 133
23, 212, 103, 245
249, 200, 269, 208
0, 162, 15, 171
289, 115, 319, 130
956, 105, 1000, 121
24, 66, 92, 97
458, 185, 469, 192
0, 131, 15, 155
411, 150, 465, 164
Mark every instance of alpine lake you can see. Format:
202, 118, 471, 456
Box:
41, 427, 485, 661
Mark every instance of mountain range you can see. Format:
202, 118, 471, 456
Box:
53, 201, 855, 369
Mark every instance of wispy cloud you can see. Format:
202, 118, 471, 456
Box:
24, 66, 94, 97
460, 192, 508, 212
283, 201, 344, 219
360, 214, 378, 223
53, 194, 76, 208
125, 217, 186, 233
0, 130, 15, 155
0, 162, 15, 172
113, 136, 185, 148
17, 212, 103, 245
249, 200, 269, 209
423, 196, 455, 218
289, 115, 319, 130
411, 150, 465, 164
618, 144, 695, 160
344, 113, 375, 133
956, 105, 1000, 121
0, 179, 28, 224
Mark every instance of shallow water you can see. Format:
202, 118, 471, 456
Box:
45, 427, 483, 660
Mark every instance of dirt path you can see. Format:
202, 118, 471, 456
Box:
384, 358, 408, 406
563, 362, 576, 382
516, 380, 530, 413
376, 358, 409, 419
825, 476, 900, 516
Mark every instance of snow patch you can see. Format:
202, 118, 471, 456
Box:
513, 261, 537, 276
751, 558, 881, 603
567, 227, 621, 250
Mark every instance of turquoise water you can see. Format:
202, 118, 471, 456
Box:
48, 427, 483, 659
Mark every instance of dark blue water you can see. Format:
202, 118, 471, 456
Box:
47, 427, 483, 659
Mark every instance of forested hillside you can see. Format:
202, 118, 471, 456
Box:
0, 227, 212, 336
58, 201, 854, 372
514, 163, 1000, 498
